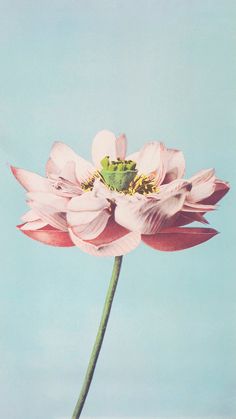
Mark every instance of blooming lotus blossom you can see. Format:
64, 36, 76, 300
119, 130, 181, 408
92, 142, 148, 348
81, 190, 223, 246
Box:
11, 130, 230, 419
12, 130, 229, 256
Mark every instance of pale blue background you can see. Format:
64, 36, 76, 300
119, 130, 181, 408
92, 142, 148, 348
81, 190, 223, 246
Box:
0, 1, 236, 418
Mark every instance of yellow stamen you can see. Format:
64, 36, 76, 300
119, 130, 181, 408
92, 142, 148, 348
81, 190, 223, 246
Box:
81, 169, 158, 196
81, 172, 100, 192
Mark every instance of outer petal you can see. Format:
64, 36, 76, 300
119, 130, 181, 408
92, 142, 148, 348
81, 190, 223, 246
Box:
21, 220, 48, 230
27, 192, 69, 231
11, 166, 50, 192
173, 212, 209, 227
182, 201, 216, 212
187, 169, 216, 202
21, 209, 41, 222
162, 148, 185, 183
69, 218, 141, 256
27, 192, 69, 210
18, 224, 74, 247
47, 141, 95, 183
135, 142, 166, 184
142, 227, 218, 251
200, 180, 230, 205
92, 130, 118, 168
115, 180, 191, 234
189, 168, 215, 185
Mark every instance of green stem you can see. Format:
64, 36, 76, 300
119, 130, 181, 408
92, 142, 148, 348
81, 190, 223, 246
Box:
72, 256, 123, 419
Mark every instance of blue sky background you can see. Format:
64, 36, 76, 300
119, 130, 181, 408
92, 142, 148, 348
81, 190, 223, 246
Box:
0, 1, 236, 418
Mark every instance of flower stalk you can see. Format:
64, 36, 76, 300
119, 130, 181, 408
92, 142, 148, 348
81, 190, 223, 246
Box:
72, 256, 123, 419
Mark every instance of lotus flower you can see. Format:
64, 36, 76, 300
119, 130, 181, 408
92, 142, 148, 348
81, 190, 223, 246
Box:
11, 130, 230, 419
11, 130, 229, 256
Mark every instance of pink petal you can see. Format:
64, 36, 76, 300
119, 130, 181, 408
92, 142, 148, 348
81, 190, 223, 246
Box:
11, 166, 50, 192
142, 227, 218, 251
59, 161, 78, 184
21, 209, 40, 222
200, 180, 230, 205
115, 180, 191, 234
135, 142, 166, 183
189, 168, 215, 185
69, 218, 141, 256
27, 192, 69, 211
29, 201, 68, 231
20, 220, 48, 230
187, 168, 216, 202
162, 148, 185, 183
156, 179, 192, 200
47, 141, 95, 183
92, 130, 118, 168
182, 201, 216, 212
27, 193, 69, 231
67, 192, 111, 240
116, 133, 127, 160
173, 212, 209, 227
126, 151, 140, 162
68, 192, 109, 212
70, 211, 110, 240
18, 224, 74, 247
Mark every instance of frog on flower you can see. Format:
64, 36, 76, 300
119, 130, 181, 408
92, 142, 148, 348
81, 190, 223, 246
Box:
12, 130, 229, 256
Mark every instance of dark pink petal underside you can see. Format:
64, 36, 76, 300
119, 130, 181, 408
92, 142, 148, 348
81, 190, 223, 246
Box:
142, 227, 218, 251
17, 224, 74, 247
200, 181, 230, 205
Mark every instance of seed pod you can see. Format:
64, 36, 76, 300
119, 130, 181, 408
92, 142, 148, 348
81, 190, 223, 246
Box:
100, 156, 110, 169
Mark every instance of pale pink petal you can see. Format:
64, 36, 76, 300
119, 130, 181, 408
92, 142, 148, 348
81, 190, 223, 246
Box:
188, 180, 216, 202
27, 192, 69, 211
162, 148, 185, 183
142, 227, 218, 251
182, 201, 216, 212
154, 179, 192, 200
47, 141, 95, 183
70, 211, 110, 241
200, 180, 230, 205
116, 133, 127, 160
21, 209, 40, 222
27, 192, 69, 231
45, 158, 60, 177
67, 192, 111, 240
68, 192, 109, 212
135, 142, 166, 184
69, 218, 141, 256
92, 130, 117, 168
11, 166, 50, 192
18, 224, 74, 247
92, 178, 116, 200
189, 168, 215, 185
59, 161, 78, 184
126, 151, 140, 162
20, 220, 48, 230
115, 180, 191, 234
29, 201, 68, 231
187, 168, 216, 202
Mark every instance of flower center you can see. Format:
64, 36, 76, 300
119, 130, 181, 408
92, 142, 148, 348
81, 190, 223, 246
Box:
81, 156, 158, 195
100, 156, 138, 192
